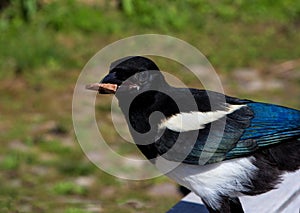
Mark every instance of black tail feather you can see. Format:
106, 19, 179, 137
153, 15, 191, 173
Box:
202, 197, 244, 213
246, 138, 300, 196
266, 137, 300, 171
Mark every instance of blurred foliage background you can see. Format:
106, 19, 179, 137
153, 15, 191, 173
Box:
0, 0, 299, 212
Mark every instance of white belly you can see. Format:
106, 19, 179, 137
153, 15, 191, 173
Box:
163, 157, 258, 209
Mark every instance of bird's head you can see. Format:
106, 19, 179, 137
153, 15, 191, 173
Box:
86, 56, 167, 96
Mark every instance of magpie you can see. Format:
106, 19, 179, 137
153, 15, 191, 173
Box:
86, 56, 300, 213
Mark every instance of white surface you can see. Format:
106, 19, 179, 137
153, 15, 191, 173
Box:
182, 169, 300, 213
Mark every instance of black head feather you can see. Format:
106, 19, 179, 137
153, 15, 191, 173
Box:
102, 56, 167, 95
109, 56, 160, 73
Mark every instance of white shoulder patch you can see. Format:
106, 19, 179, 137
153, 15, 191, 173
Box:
158, 104, 245, 132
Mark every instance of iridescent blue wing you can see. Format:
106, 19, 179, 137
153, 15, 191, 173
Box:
155, 91, 300, 164
226, 103, 300, 159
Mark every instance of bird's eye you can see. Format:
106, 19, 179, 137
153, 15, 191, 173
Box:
135, 72, 149, 84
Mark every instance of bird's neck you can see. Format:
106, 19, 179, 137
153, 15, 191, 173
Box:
117, 91, 170, 161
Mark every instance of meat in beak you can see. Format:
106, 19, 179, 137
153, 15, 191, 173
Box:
85, 83, 118, 94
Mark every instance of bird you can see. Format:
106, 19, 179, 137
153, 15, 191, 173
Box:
86, 56, 300, 213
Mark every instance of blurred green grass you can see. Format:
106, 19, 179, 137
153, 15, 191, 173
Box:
0, 0, 299, 212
